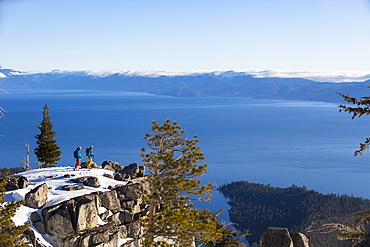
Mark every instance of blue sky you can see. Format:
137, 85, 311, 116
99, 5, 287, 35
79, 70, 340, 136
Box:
0, 0, 370, 72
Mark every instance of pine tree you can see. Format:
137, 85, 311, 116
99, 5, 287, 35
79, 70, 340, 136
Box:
335, 90, 370, 244
34, 104, 61, 167
338, 91, 370, 155
0, 169, 30, 247
141, 119, 246, 247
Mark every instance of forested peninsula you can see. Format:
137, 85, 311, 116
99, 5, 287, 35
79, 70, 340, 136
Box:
219, 181, 370, 246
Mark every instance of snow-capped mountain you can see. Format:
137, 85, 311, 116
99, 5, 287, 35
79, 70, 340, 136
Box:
1, 67, 370, 102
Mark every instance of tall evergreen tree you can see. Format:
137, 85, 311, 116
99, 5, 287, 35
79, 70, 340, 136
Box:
0, 169, 30, 247
34, 104, 61, 167
335, 90, 370, 245
141, 119, 246, 247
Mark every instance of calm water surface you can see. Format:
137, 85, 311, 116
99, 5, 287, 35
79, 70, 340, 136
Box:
1, 89, 369, 203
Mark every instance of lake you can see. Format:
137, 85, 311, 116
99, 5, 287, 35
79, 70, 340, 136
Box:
1, 89, 370, 217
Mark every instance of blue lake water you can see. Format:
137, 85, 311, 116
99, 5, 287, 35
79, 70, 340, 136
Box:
1, 89, 370, 219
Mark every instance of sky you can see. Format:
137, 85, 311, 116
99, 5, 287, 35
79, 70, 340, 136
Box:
0, 0, 370, 73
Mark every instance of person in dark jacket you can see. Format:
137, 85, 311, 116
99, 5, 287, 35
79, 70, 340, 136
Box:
74, 146, 83, 170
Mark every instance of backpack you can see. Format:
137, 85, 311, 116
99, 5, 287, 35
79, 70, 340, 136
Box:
73, 150, 78, 158
86, 148, 89, 156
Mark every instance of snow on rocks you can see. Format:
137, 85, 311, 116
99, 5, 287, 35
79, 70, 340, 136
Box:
5, 166, 148, 247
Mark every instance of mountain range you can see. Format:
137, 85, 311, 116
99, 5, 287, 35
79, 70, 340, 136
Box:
1, 67, 369, 102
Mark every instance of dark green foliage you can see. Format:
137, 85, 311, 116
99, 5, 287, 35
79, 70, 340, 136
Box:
141, 119, 246, 247
338, 90, 370, 156
219, 181, 370, 246
0, 169, 30, 247
338, 91, 370, 119
321, 210, 370, 245
0, 167, 24, 175
34, 104, 61, 167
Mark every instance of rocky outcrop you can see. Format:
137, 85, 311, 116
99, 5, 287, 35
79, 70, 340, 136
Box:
291, 233, 309, 247
70, 176, 101, 188
114, 182, 147, 216
102, 161, 145, 180
83, 176, 101, 188
63, 174, 76, 178
43, 200, 75, 239
96, 190, 120, 211
102, 160, 123, 173
25, 183, 48, 209
75, 194, 99, 232
120, 163, 145, 179
62, 185, 84, 191
41, 194, 100, 238
103, 173, 114, 179
114, 173, 131, 181
81, 161, 99, 169
30, 212, 46, 235
5, 175, 28, 191
260, 227, 293, 247
36, 180, 148, 246
16, 168, 148, 246
260, 227, 309, 247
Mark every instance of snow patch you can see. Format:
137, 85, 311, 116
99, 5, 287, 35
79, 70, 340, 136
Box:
9, 72, 25, 76
4, 166, 133, 246
6, 166, 127, 225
